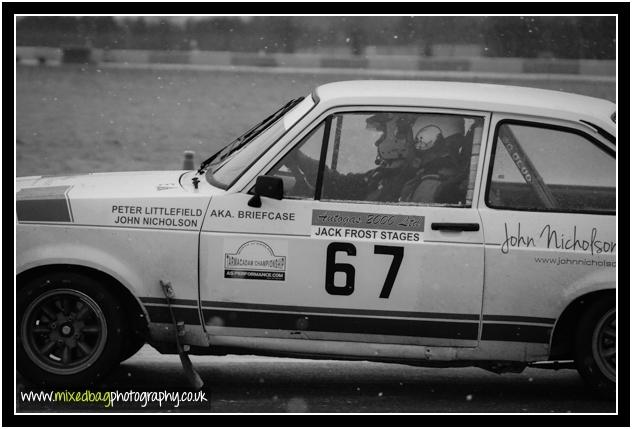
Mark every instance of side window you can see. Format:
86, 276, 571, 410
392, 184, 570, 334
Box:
320, 112, 484, 206
266, 122, 325, 199
487, 122, 615, 213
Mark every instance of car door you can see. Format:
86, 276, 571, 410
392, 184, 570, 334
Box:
477, 115, 616, 353
199, 107, 490, 353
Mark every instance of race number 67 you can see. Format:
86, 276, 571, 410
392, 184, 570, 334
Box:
325, 242, 404, 298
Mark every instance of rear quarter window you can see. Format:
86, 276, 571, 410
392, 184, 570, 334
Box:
486, 121, 615, 214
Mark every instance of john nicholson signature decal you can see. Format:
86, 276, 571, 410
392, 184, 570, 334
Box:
501, 223, 616, 255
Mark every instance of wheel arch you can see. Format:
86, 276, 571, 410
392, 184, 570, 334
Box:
548, 288, 615, 361
17, 264, 149, 341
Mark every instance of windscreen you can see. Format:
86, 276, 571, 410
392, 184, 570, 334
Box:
206, 95, 315, 189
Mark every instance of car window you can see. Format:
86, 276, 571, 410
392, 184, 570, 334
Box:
487, 122, 615, 213
208, 95, 315, 189
265, 122, 325, 199
320, 112, 484, 206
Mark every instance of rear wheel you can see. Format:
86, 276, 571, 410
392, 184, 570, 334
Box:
574, 297, 615, 398
17, 272, 124, 387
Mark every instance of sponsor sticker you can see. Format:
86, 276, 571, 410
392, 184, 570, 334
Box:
111, 204, 204, 229
208, 208, 296, 222
311, 209, 424, 243
500, 222, 616, 256
223, 239, 287, 281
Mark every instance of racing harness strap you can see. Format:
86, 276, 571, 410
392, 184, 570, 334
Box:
497, 125, 558, 209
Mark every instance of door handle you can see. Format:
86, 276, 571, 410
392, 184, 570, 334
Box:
431, 222, 480, 232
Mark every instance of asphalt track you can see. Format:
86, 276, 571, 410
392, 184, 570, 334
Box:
16, 345, 616, 414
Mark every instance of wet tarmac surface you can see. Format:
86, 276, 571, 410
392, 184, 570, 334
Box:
16, 345, 616, 413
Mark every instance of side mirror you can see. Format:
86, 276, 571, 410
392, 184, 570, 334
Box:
248, 176, 284, 208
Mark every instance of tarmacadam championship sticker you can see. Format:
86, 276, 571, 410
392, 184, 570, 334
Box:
223, 239, 288, 281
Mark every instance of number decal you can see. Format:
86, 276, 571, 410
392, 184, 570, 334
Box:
325, 242, 356, 296
325, 243, 404, 298
374, 245, 404, 299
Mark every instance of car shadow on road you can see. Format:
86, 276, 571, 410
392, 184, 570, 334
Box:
85, 357, 616, 413
17, 354, 615, 413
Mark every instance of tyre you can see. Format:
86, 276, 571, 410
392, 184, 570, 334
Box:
574, 296, 616, 398
17, 271, 125, 387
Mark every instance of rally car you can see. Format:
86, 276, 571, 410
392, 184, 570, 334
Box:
16, 81, 616, 396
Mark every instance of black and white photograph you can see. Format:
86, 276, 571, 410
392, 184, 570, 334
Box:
10, 7, 624, 419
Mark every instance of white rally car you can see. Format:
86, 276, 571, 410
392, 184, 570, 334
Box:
16, 81, 616, 396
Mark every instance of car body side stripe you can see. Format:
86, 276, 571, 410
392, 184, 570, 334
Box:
140, 297, 479, 321
16, 186, 73, 223
145, 305, 202, 326
141, 297, 198, 306
142, 300, 554, 344
146, 299, 552, 344
201, 309, 479, 340
481, 323, 552, 343
483, 314, 556, 325
144, 304, 478, 340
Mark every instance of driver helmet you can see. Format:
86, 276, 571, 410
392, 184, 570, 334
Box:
412, 114, 465, 153
365, 113, 416, 167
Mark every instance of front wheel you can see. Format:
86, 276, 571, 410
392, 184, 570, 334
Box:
574, 296, 616, 398
17, 272, 125, 387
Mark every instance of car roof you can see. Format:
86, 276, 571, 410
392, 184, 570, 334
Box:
314, 80, 615, 135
